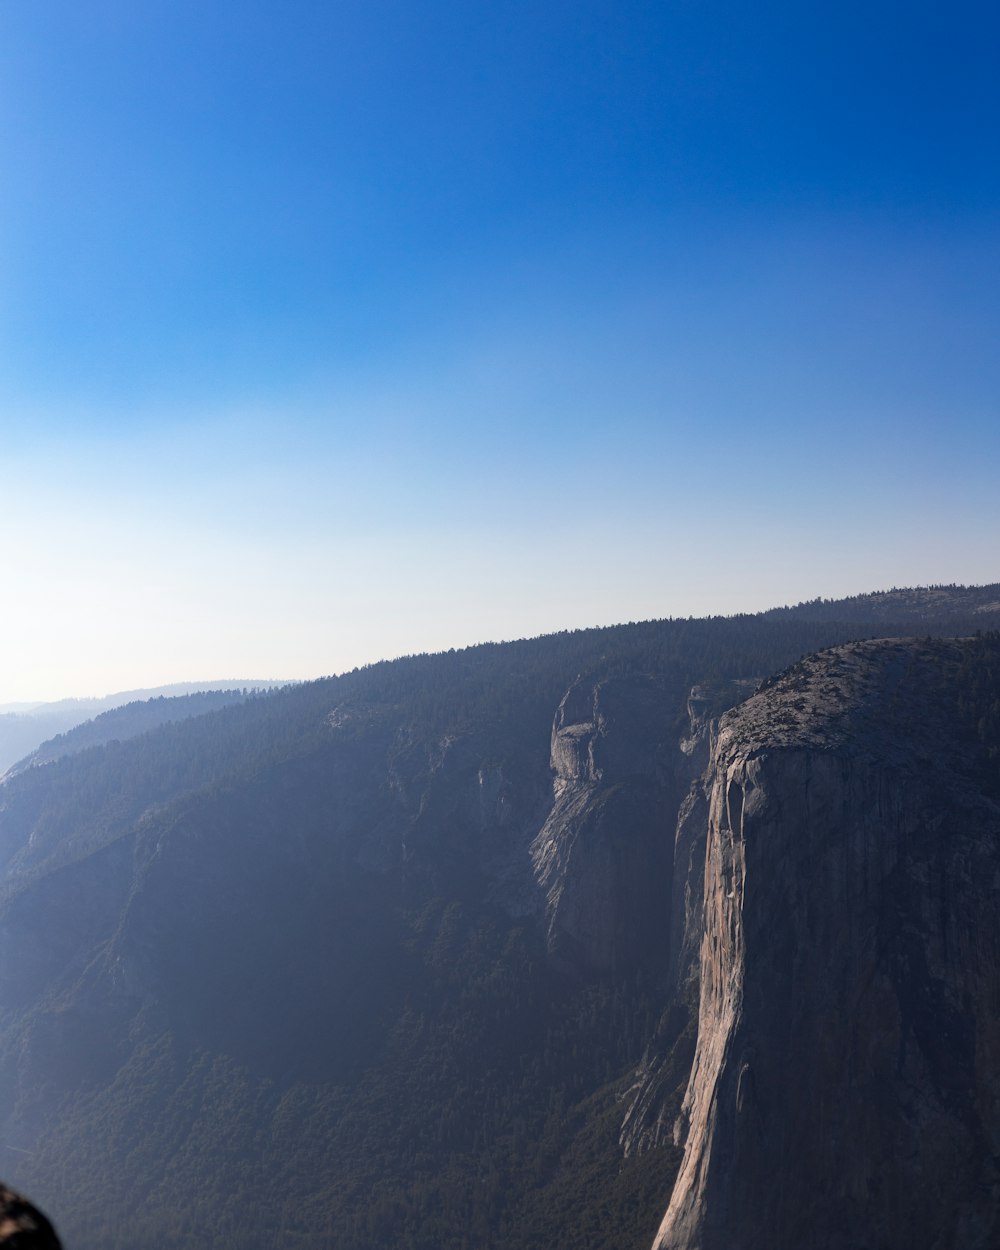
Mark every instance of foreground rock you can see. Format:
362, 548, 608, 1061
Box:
0, 1184, 61, 1248
654, 638, 1000, 1250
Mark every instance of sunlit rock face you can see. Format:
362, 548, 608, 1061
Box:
654, 640, 1000, 1250
620, 678, 758, 1159
530, 674, 679, 974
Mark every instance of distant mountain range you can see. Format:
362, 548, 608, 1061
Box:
0, 680, 291, 777
0, 586, 998, 1250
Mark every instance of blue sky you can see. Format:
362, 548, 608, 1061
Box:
2, 0, 998, 698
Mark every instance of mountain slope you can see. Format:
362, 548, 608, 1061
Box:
656, 635, 1000, 1250
762, 581, 1000, 623
0, 588, 997, 1248
0, 681, 287, 777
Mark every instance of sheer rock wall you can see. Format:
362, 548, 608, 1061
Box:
654, 640, 1000, 1250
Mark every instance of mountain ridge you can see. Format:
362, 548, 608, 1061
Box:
0, 681, 291, 778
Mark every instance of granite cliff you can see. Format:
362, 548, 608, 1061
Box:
654, 638, 1000, 1250
530, 674, 679, 973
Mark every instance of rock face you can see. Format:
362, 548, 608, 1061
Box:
530, 674, 680, 973
530, 673, 759, 983
654, 639, 1000, 1250
620, 679, 757, 1157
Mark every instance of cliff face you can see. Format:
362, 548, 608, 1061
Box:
655, 639, 1000, 1250
530, 674, 679, 973
619, 678, 756, 1157
529, 674, 755, 979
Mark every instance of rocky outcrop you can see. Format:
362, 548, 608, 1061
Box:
531, 673, 753, 981
530, 674, 678, 973
621, 679, 757, 1156
654, 639, 1000, 1250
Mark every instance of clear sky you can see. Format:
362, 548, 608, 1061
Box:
2, 0, 998, 700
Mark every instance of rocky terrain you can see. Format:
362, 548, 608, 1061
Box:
654, 638, 1000, 1250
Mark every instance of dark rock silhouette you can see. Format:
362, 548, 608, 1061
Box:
0, 1184, 60, 1249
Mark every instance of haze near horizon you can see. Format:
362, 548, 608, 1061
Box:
2, 0, 998, 701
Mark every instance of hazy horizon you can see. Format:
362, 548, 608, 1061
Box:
0, 677, 295, 712
3, 1, 997, 702
5, 580, 1000, 705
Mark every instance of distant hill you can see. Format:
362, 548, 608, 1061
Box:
0, 681, 289, 776
761, 582, 1000, 623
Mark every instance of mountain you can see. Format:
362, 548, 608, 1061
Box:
0, 589, 997, 1249
654, 636, 1000, 1250
0, 681, 289, 777
762, 581, 1000, 623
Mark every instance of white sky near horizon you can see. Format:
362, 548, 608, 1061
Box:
4, 372, 996, 702
2, 2, 998, 702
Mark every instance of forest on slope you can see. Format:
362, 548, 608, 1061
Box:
0, 682, 287, 778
